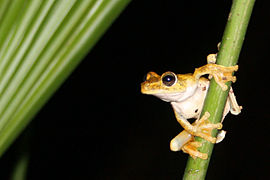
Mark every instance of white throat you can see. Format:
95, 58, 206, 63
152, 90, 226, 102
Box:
154, 84, 197, 103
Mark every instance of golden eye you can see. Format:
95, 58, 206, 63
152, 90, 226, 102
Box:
162, 72, 177, 86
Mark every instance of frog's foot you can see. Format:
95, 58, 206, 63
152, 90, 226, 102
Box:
189, 112, 222, 143
207, 49, 238, 91
208, 64, 238, 91
194, 63, 238, 91
182, 140, 208, 159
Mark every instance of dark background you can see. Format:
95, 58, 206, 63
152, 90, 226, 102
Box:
1, 1, 269, 179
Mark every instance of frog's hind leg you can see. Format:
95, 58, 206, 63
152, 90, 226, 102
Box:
228, 87, 242, 115
170, 112, 223, 159
216, 87, 242, 143
170, 130, 192, 152
182, 140, 208, 159
170, 131, 208, 159
172, 109, 222, 144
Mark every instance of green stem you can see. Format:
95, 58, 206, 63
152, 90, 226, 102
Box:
10, 127, 31, 180
10, 152, 29, 180
183, 0, 255, 179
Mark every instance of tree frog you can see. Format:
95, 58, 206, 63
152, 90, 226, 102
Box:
141, 54, 242, 159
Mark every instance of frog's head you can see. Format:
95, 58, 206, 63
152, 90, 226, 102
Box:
141, 71, 197, 102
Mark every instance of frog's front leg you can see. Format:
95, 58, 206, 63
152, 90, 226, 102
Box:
173, 110, 222, 143
193, 64, 238, 91
192, 112, 223, 143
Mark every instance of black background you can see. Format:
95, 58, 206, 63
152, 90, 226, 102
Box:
1, 1, 269, 179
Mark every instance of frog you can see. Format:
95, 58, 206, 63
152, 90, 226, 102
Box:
141, 54, 242, 159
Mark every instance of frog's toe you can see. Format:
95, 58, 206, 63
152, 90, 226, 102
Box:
212, 65, 238, 91
182, 140, 208, 159
207, 54, 217, 64
199, 121, 222, 130
192, 112, 223, 143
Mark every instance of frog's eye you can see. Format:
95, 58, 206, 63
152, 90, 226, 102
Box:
162, 72, 177, 87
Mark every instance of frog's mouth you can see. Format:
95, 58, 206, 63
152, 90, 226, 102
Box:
142, 84, 197, 103
152, 91, 186, 102
141, 81, 186, 102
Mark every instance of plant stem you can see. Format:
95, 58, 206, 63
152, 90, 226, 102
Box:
10, 127, 32, 180
183, 0, 255, 179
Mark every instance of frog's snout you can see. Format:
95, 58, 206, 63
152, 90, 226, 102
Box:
141, 81, 149, 94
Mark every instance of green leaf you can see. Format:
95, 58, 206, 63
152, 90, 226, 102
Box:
0, 0, 130, 157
